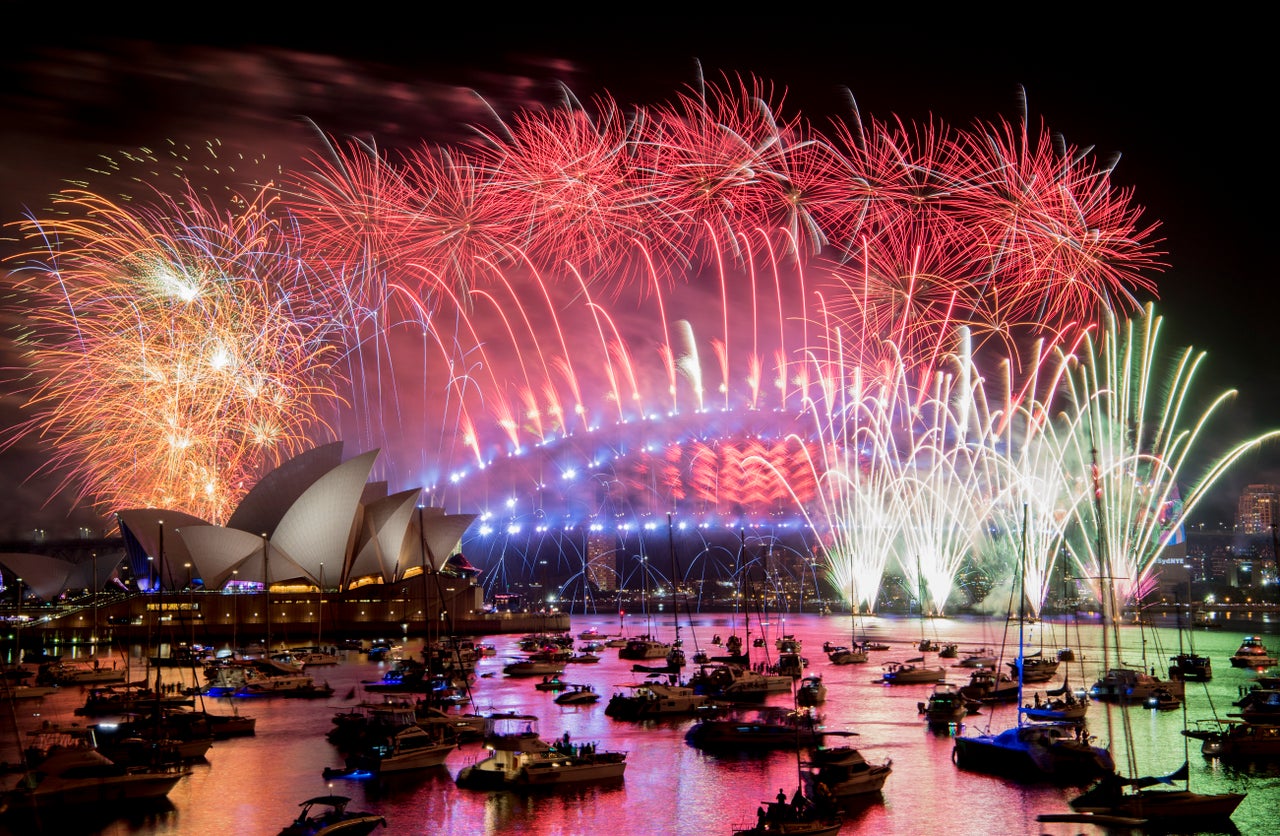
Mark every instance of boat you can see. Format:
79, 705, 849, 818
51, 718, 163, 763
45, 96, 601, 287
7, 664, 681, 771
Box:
1188, 718, 1280, 759
74, 684, 195, 716
277, 794, 386, 836
775, 652, 806, 679
957, 648, 998, 668
1233, 687, 1280, 724
801, 744, 892, 801
952, 505, 1114, 784
179, 706, 257, 738
825, 645, 867, 665
1020, 688, 1090, 723
1067, 453, 1245, 825
502, 658, 566, 678
937, 642, 958, 659
553, 683, 601, 705
1168, 652, 1213, 682
1088, 666, 1185, 704
0, 723, 191, 817
617, 636, 672, 661
1007, 653, 1059, 683
533, 674, 569, 691
877, 659, 946, 685
205, 656, 330, 697
690, 662, 793, 700
918, 683, 969, 726
329, 723, 455, 776
604, 676, 719, 719
1070, 764, 1245, 824
731, 790, 843, 835
3, 683, 58, 700
87, 710, 216, 764
35, 660, 127, 686
953, 720, 1114, 782
1229, 635, 1278, 668
685, 705, 826, 750
795, 675, 827, 706
454, 713, 627, 788
958, 668, 1020, 704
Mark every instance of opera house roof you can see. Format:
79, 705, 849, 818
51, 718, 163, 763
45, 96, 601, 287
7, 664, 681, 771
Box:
1, 443, 475, 600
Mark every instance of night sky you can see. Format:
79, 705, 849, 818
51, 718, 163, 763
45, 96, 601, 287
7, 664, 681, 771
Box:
0, 12, 1272, 537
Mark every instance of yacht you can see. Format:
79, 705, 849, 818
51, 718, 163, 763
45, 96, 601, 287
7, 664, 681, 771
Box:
1229, 636, 1278, 668
605, 677, 718, 719
455, 714, 626, 788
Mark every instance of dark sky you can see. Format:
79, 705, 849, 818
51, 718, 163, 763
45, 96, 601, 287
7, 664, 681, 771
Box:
0, 13, 1272, 536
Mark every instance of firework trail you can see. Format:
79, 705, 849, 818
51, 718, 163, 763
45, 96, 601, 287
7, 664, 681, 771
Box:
3, 180, 340, 524
1051, 304, 1280, 606
4, 70, 1208, 612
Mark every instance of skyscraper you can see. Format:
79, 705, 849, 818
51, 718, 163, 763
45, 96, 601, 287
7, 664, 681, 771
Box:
1235, 484, 1280, 533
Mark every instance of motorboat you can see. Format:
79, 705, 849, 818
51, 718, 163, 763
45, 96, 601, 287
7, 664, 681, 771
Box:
919, 683, 970, 725
605, 677, 719, 719
689, 662, 792, 700
1007, 653, 1059, 683
685, 706, 826, 750
958, 648, 998, 668
953, 721, 1115, 782
1020, 689, 1090, 723
801, 745, 892, 800
775, 652, 806, 679
731, 792, 843, 835
878, 660, 946, 685
776, 634, 803, 654
1089, 667, 1185, 704
502, 658, 565, 678
335, 724, 455, 775
617, 636, 671, 661
534, 674, 569, 691
1, 724, 191, 815
1168, 652, 1212, 681
554, 683, 601, 705
455, 713, 626, 788
277, 794, 386, 836
826, 645, 868, 665
1229, 635, 1277, 668
1234, 687, 1280, 724
1189, 719, 1280, 758
796, 675, 827, 706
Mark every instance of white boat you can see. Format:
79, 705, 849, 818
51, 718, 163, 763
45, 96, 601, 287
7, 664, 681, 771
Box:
878, 660, 946, 685
455, 713, 626, 788
1229, 635, 1278, 668
617, 636, 671, 660
690, 663, 792, 699
958, 649, 998, 668
344, 724, 455, 774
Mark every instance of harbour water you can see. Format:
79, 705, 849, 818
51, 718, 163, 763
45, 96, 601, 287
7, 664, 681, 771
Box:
2, 612, 1276, 835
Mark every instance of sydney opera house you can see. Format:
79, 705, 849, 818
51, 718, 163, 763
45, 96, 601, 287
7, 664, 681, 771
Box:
0, 443, 543, 649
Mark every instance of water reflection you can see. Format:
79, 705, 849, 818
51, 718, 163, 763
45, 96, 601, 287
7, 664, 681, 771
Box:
0, 614, 1275, 835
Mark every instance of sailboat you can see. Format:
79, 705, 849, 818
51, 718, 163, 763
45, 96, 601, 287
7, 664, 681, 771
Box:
952, 504, 1114, 782
826, 582, 868, 665
1067, 445, 1244, 823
